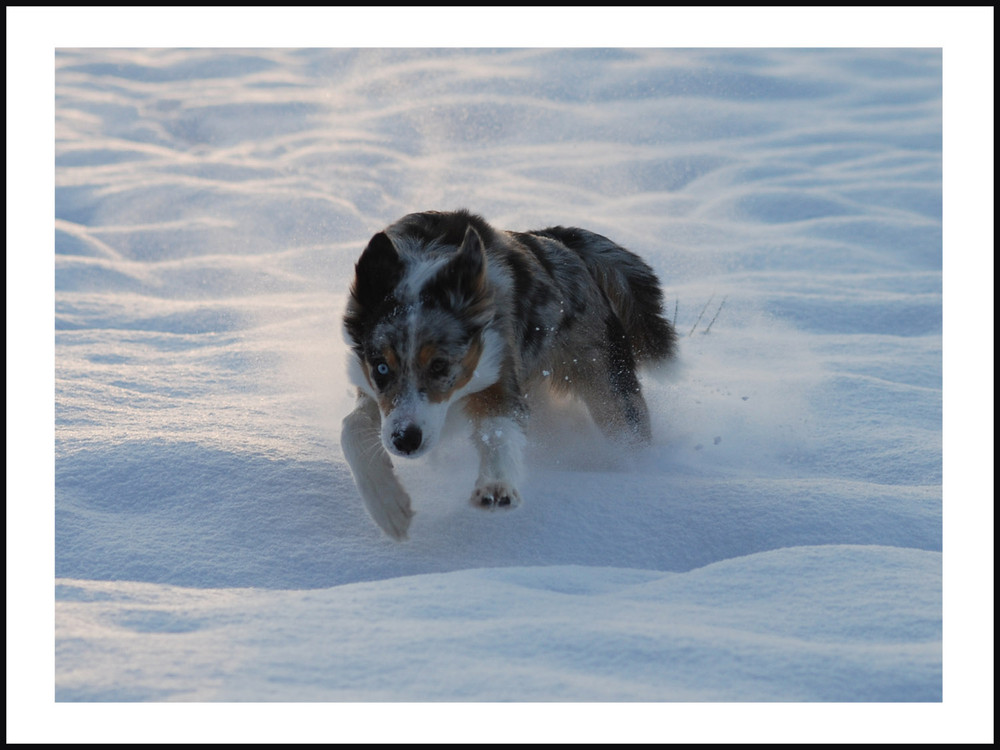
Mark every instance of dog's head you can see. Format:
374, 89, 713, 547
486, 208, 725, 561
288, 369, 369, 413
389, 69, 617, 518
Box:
344, 221, 499, 458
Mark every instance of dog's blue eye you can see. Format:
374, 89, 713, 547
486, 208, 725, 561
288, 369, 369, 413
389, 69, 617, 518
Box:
376, 363, 390, 376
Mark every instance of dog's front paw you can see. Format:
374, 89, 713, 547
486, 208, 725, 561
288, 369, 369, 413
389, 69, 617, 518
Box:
471, 482, 522, 510
361, 479, 414, 541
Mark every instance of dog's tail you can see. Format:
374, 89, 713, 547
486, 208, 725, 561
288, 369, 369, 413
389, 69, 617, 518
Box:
533, 227, 677, 365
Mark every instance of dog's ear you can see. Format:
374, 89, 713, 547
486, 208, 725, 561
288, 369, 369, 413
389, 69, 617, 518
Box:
352, 232, 402, 308
452, 224, 487, 289
345, 232, 403, 352
424, 225, 492, 328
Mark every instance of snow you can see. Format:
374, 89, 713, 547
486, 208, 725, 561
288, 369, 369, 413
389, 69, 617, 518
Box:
8, 6, 994, 745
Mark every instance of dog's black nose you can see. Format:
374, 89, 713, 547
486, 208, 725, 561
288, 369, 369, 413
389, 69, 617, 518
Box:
391, 425, 423, 455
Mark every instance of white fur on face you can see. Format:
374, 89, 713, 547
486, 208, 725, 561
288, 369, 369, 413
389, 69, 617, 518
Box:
377, 328, 504, 459
380, 384, 450, 458
346, 352, 377, 400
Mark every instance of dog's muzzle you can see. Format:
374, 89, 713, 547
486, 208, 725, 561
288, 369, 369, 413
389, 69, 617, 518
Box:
391, 424, 423, 456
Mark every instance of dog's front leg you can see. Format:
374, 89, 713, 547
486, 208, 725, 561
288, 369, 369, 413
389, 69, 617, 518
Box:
341, 391, 414, 540
465, 386, 527, 510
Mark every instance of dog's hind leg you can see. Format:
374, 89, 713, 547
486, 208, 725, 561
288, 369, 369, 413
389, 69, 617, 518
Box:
341, 391, 415, 540
464, 384, 528, 510
580, 314, 653, 446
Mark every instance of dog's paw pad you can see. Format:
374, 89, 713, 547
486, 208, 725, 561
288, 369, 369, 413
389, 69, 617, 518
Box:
472, 484, 521, 511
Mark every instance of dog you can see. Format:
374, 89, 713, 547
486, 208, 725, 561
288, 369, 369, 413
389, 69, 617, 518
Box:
341, 210, 676, 539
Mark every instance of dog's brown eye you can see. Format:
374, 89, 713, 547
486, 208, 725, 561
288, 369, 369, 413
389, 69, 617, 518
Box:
428, 359, 450, 377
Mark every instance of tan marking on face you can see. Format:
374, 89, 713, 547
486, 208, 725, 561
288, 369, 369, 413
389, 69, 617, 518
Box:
375, 392, 396, 416
361, 366, 376, 394
425, 337, 484, 405
417, 344, 437, 370
382, 348, 399, 370
367, 348, 401, 415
